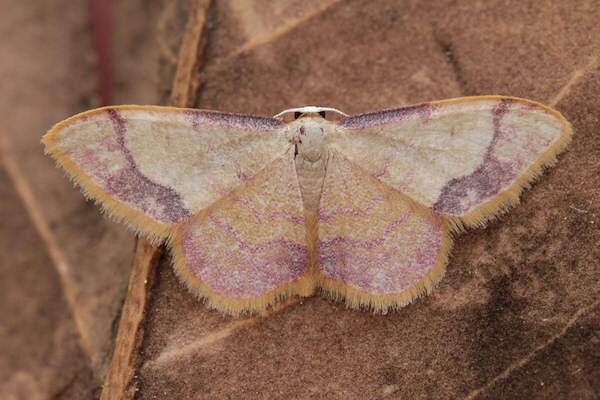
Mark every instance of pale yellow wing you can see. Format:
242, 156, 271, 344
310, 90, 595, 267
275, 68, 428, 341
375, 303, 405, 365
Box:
330, 96, 572, 227
316, 151, 450, 312
42, 106, 289, 240
170, 151, 313, 315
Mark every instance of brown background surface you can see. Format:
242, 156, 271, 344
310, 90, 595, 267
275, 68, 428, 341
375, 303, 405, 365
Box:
0, 0, 598, 399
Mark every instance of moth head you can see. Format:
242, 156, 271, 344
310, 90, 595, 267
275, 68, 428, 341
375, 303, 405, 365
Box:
288, 115, 333, 162
274, 106, 347, 162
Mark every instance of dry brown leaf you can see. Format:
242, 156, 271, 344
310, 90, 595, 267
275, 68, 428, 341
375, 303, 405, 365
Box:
137, 1, 600, 398
1, 0, 598, 399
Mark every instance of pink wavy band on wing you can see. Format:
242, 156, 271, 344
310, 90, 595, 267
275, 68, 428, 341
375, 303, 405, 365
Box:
317, 216, 442, 295
180, 218, 308, 298
318, 194, 386, 222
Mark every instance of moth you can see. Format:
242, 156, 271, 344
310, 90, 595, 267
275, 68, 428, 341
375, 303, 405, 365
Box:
43, 96, 572, 315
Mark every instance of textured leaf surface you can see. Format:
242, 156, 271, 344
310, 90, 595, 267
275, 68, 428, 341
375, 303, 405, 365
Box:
137, 1, 599, 399
3, 0, 600, 399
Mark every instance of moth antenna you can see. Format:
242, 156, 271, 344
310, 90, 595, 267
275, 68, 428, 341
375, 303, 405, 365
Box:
273, 106, 348, 119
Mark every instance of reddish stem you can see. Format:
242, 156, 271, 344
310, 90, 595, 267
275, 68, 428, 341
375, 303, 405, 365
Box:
89, 0, 113, 106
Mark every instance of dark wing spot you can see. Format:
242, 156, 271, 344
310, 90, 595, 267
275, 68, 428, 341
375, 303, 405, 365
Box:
433, 99, 515, 215
106, 108, 191, 223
